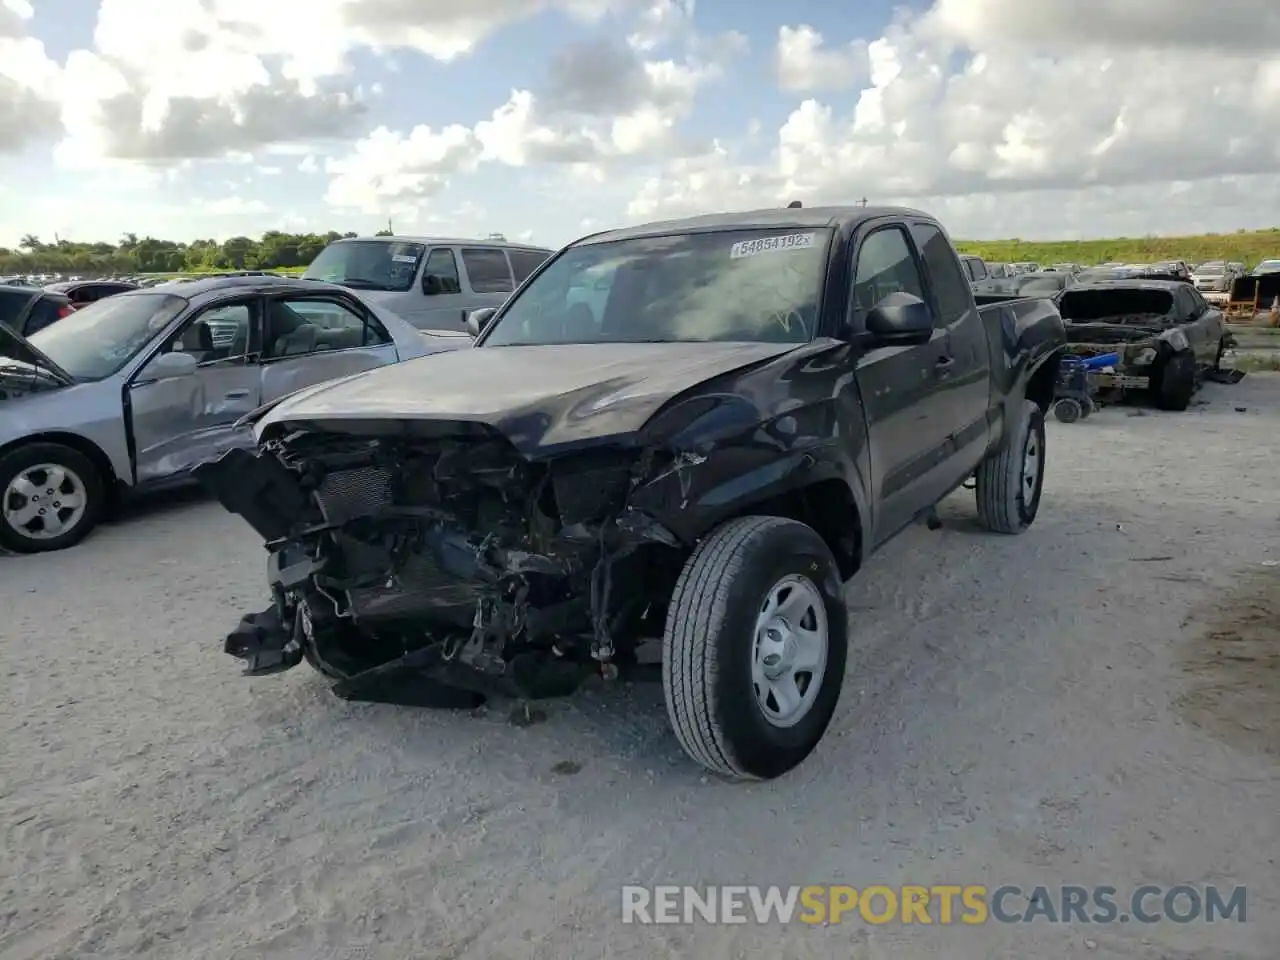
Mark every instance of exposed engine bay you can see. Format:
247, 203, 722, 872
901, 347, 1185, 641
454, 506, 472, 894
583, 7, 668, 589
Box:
197, 425, 690, 700
1059, 289, 1178, 346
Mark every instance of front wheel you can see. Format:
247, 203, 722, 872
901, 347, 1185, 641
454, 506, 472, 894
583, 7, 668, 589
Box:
0, 442, 105, 553
662, 516, 848, 780
974, 398, 1046, 534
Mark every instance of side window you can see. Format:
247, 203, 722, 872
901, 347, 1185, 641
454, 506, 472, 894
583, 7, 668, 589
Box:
164, 302, 256, 364
1173, 286, 1197, 319
421, 248, 462, 296
264, 297, 390, 358
509, 249, 550, 284
0, 290, 33, 330
461, 247, 514, 294
913, 224, 975, 326
23, 296, 68, 335
851, 227, 927, 315
1188, 287, 1209, 315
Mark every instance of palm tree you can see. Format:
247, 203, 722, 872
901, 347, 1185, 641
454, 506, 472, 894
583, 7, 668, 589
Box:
19, 234, 40, 251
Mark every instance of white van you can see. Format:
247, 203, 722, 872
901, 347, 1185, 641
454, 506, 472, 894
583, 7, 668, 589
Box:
302, 236, 555, 331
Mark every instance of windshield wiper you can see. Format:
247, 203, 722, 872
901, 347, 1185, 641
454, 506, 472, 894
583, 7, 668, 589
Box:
330, 277, 390, 290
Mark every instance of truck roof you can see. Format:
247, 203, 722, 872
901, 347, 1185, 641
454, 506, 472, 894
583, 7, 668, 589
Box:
335, 235, 552, 251
580, 205, 933, 245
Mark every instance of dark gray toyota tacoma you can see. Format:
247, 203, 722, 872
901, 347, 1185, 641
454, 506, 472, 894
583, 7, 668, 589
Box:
197, 205, 1066, 780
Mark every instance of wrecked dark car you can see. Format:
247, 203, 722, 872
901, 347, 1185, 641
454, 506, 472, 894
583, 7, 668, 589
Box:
197, 205, 1066, 781
1056, 280, 1228, 411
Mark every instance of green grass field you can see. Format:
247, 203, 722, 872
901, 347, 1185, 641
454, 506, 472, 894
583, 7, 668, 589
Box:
954, 227, 1280, 267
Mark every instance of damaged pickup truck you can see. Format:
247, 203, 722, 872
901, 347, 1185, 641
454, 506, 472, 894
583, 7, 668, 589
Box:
1056, 280, 1228, 411
198, 205, 1066, 780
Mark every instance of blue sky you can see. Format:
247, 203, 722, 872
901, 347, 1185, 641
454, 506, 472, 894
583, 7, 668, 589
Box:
3, 0, 1280, 247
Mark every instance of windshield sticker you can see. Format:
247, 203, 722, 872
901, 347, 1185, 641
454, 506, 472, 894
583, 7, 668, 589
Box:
391, 254, 418, 263
730, 233, 817, 259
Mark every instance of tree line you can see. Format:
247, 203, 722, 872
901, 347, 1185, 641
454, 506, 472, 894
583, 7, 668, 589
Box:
0, 230, 398, 276
4, 225, 1279, 278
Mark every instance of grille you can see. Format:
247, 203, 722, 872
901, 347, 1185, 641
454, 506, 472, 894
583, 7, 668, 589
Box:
315, 466, 393, 525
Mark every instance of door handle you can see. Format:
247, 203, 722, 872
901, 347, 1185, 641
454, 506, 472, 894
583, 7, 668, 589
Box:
224, 389, 250, 399
935, 356, 955, 373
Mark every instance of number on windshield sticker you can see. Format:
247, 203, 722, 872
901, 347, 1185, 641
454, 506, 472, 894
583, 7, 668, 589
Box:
729, 233, 817, 259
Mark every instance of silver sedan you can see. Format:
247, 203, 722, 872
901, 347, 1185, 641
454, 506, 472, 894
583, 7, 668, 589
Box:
0, 275, 470, 552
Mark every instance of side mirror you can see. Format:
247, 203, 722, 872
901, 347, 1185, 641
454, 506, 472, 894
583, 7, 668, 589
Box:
140, 350, 198, 381
466, 307, 498, 338
864, 292, 934, 346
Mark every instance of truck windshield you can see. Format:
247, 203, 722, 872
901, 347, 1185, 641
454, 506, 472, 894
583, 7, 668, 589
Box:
303, 240, 425, 292
27, 292, 188, 380
482, 228, 831, 346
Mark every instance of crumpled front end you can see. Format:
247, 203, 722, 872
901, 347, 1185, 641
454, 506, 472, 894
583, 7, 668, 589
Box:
195, 423, 690, 700
1063, 319, 1190, 389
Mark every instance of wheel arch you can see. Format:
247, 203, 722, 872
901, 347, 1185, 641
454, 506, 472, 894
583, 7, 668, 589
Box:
717, 476, 863, 581
0, 432, 120, 492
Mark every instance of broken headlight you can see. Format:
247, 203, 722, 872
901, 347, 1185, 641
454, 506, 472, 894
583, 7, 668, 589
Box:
1133, 347, 1158, 366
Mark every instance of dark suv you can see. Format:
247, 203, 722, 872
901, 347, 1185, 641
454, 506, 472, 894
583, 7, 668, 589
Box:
0, 285, 74, 336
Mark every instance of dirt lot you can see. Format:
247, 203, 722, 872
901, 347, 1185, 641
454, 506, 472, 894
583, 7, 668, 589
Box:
3, 377, 1279, 960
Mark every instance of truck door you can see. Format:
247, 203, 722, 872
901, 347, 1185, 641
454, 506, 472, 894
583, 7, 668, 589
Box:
847, 223, 956, 546
912, 221, 993, 477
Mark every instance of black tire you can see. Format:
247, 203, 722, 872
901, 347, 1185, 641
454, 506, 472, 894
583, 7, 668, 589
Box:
1154, 350, 1196, 411
974, 398, 1046, 534
1053, 397, 1082, 423
0, 442, 104, 553
662, 515, 848, 780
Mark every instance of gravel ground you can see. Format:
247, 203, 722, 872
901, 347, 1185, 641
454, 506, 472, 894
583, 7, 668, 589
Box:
3, 376, 1279, 960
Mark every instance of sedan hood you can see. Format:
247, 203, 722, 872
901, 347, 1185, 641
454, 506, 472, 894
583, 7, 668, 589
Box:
0, 324, 73, 387
256, 340, 800, 455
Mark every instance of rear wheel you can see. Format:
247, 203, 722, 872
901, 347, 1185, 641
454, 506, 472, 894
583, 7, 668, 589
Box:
662, 516, 848, 780
0, 443, 104, 553
1154, 350, 1196, 411
974, 398, 1046, 534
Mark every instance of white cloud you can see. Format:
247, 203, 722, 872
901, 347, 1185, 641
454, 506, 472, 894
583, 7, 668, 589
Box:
9, 0, 1280, 243
775, 25, 868, 92
47, 0, 634, 168
322, 19, 745, 213
628, 1, 1280, 238
201, 196, 271, 216
0, 0, 62, 153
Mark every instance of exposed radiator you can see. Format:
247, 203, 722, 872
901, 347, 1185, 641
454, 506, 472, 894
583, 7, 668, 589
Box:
314, 466, 394, 525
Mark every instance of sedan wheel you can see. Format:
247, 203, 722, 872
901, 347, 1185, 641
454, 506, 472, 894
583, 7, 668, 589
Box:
0, 443, 105, 553
4, 463, 88, 540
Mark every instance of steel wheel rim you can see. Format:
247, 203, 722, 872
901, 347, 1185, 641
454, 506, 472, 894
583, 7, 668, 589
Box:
1022, 428, 1041, 502
3, 463, 88, 540
751, 574, 829, 728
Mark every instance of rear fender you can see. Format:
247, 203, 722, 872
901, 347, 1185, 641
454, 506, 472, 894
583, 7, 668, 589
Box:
978, 297, 1066, 452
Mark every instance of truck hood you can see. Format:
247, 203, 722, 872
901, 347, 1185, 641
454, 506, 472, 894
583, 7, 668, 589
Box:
256, 340, 800, 455
0, 324, 74, 389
